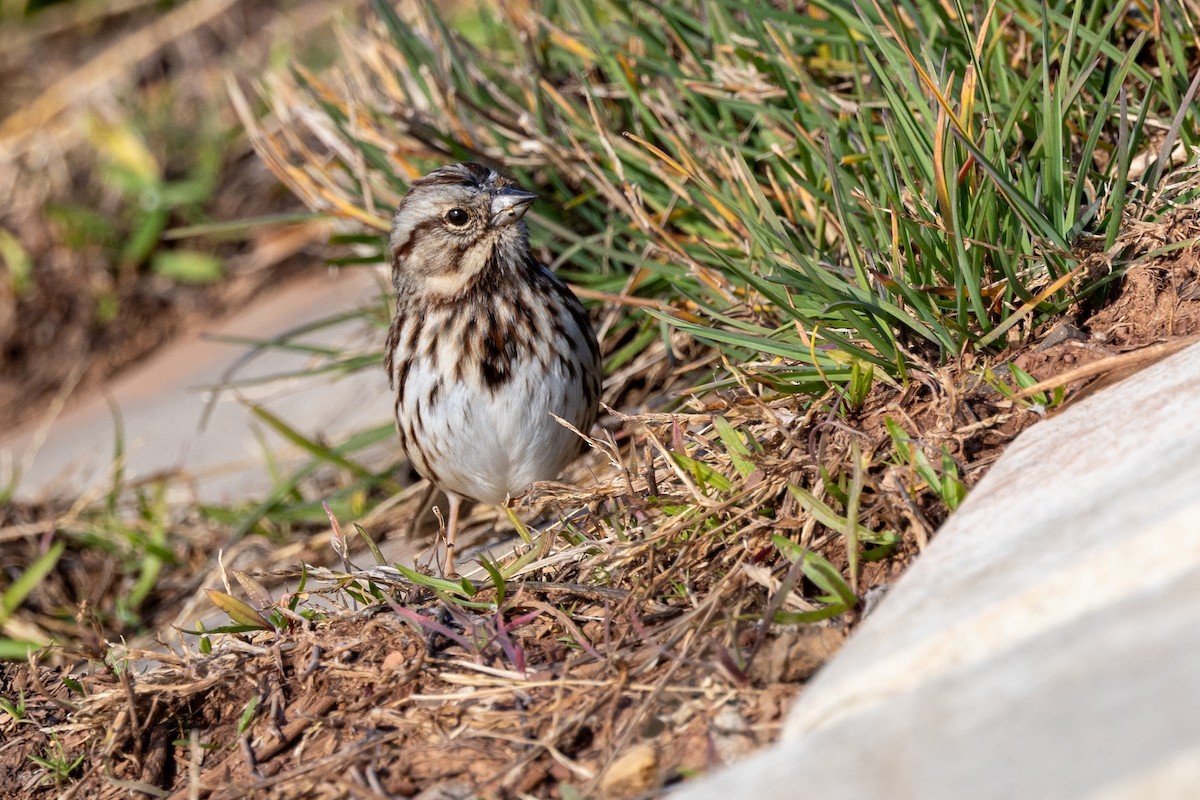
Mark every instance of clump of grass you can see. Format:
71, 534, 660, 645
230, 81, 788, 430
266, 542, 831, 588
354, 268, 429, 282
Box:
240, 0, 1198, 390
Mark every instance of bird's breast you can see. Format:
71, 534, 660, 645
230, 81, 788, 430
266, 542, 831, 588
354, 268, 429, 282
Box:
390, 297, 595, 505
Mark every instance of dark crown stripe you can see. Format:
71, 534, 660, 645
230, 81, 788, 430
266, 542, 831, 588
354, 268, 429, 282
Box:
411, 161, 498, 190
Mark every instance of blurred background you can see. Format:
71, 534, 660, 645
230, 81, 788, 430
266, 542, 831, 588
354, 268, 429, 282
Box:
0, 0, 345, 433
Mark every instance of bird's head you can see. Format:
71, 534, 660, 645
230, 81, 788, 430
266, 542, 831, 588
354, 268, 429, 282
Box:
388, 162, 537, 299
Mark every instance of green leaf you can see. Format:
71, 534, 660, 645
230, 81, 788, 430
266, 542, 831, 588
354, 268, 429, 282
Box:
0, 640, 42, 660
477, 555, 507, 606
151, 250, 224, 283
121, 208, 170, 269
769, 537, 857, 623
355, 524, 388, 566
786, 485, 894, 545
247, 404, 373, 481
393, 563, 473, 598
712, 416, 756, 478
670, 451, 734, 493
238, 695, 261, 734
1, 541, 65, 625
0, 228, 32, 295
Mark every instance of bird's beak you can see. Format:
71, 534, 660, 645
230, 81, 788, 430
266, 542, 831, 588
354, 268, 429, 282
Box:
490, 189, 537, 227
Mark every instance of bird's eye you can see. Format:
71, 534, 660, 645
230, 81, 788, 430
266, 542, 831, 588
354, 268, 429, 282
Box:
444, 208, 470, 227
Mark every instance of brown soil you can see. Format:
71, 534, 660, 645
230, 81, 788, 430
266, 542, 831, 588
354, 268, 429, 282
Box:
1014, 207, 1200, 403
0, 599, 837, 799
1086, 213, 1200, 345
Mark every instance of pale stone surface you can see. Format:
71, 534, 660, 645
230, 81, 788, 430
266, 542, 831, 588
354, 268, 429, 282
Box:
0, 267, 392, 504
674, 342, 1200, 800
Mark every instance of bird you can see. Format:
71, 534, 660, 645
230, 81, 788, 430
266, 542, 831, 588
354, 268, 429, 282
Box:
383, 162, 601, 575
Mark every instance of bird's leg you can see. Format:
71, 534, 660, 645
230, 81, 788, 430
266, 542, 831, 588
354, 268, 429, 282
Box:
445, 492, 462, 576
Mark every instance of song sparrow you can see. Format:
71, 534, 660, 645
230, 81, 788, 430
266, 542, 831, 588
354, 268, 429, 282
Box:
384, 163, 601, 574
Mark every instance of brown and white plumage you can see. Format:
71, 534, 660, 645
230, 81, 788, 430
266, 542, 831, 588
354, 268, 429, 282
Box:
383, 162, 601, 573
